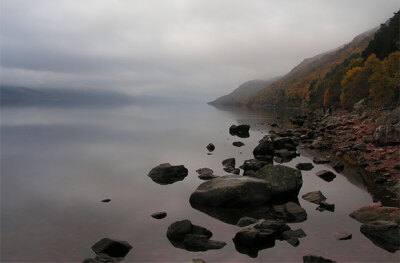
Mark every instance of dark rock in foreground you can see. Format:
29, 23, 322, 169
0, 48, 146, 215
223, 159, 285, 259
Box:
350, 205, 400, 252
233, 141, 245, 147
233, 227, 275, 258
148, 163, 188, 185
91, 238, 132, 258
296, 163, 314, 171
252, 164, 303, 198
302, 191, 327, 204
206, 143, 215, 152
334, 232, 352, 240
316, 170, 336, 182
303, 254, 336, 263
166, 220, 226, 252
189, 175, 272, 208
151, 212, 167, 219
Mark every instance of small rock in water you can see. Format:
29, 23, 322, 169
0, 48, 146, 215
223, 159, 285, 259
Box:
296, 163, 314, 171
286, 237, 300, 247
233, 141, 245, 147
316, 170, 336, 182
206, 143, 215, 152
229, 124, 250, 138
189, 259, 206, 263
151, 212, 167, 219
91, 238, 132, 258
303, 254, 337, 263
282, 229, 307, 239
332, 162, 344, 173
222, 158, 236, 168
148, 163, 188, 185
313, 157, 330, 164
101, 199, 111, 203
302, 191, 327, 205
236, 217, 258, 227
334, 232, 352, 240
317, 201, 335, 212
196, 168, 217, 180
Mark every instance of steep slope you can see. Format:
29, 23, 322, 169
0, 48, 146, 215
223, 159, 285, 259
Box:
245, 27, 377, 108
209, 78, 279, 106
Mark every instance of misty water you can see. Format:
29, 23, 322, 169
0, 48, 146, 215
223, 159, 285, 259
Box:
1, 101, 398, 262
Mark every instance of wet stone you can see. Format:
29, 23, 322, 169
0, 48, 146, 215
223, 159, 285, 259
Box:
302, 191, 327, 205
316, 170, 336, 182
151, 212, 167, 219
334, 232, 352, 240
206, 143, 215, 152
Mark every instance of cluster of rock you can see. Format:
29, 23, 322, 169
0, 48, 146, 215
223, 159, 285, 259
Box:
83, 238, 133, 263
233, 219, 306, 257
252, 133, 298, 163
286, 106, 399, 203
350, 204, 400, 252
229, 124, 250, 138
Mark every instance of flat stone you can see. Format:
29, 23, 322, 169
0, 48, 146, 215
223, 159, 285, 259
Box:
233, 141, 245, 147
236, 217, 258, 227
302, 191, 327, 204
316, 170, 336, 182
334, 232, 352, 240
303, 254, 336, 263
101, 199, 111, 203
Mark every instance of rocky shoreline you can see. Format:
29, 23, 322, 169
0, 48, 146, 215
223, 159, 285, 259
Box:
269, 104, 400, 207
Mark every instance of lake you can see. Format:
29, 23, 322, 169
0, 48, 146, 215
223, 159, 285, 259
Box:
1, 101, 398, 262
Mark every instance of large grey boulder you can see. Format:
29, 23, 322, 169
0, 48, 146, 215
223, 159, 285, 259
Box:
148, 163, 188, 185
189, 175, 272, 208
252, 164, 303, 198
360, 221, 400, 252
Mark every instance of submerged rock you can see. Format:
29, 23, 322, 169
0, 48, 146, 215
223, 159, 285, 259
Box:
233, 141, 245, 147
302, 191, 327, 205
91, 238, 132, 258
303, 254, 336, 263
296, 163, 314, 171
252, 164, 303, 198
316, 170, 336, 182
206, 143, 215, 152
148, 163, 188, 185
189, 175, 272, 208
334, 232, 352, 240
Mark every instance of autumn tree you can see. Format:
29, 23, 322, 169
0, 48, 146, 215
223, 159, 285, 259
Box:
369, 51, 400, 107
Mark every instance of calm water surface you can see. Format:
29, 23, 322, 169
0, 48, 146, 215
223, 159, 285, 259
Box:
1, 102, 399, 262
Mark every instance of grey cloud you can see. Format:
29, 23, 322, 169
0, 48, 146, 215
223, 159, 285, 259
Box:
1, 0, 399, 100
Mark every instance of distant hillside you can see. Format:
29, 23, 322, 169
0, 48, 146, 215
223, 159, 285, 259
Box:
242, 10, 399, 110
0, 86, 134, 107
209, 78, 279, 106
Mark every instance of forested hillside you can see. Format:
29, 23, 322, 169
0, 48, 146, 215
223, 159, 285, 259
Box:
243, 10, 399, 110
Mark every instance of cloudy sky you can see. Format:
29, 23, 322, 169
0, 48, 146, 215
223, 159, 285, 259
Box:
1, 0, 399, 100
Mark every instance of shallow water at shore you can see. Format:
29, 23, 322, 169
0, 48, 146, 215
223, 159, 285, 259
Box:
1, 102, 398, 262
